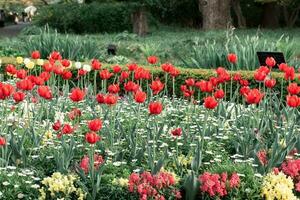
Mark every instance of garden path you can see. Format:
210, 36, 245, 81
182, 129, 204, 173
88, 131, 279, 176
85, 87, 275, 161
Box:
0, 22, 29, 38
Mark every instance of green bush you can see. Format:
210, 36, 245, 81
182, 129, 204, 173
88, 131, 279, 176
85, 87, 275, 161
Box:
34, 2, 133, 34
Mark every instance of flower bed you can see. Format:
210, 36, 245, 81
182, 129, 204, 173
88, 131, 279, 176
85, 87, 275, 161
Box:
0, 52, 299, 200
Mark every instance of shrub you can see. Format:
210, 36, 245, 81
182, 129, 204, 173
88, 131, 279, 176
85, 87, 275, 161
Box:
33, 2, 133, 34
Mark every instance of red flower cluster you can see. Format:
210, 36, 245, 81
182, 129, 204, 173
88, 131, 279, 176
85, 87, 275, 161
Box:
161, 63, 180, 77
199, 172, 240, 197
96, 93, 118, 105
128, 171, 181, 200
80, 154, 104, 174
256, 150, 268, 166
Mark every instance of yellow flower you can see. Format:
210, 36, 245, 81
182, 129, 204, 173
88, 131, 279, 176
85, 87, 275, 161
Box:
25, 61, 35, 69
36, 59, 44, 66
16, 57, 24, 64
261, 172, 298, 200
112, 178, 129, 187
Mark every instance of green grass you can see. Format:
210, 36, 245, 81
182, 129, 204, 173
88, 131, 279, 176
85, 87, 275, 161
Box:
0, 25, 300, 70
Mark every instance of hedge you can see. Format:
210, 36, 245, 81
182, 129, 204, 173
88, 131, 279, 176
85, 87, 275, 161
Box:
33, 2, 134, 34
0, 56, 299, 100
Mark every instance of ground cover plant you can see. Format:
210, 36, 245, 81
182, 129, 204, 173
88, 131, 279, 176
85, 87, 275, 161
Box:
1, 26, 300, 70
0, 51, 299, 199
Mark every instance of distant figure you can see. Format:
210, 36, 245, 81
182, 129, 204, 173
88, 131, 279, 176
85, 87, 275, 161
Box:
22, 12, 27, 22
13, 12, 19, 24
107, 44, 117, 55
24, 6, 37, 22
0, 9, 5, 27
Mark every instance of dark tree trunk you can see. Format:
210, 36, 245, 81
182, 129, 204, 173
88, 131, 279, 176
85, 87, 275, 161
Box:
232, 0, 246, 28
261, 2, 280, 28
283, 5, 300, 28
132, 8, 148, 37
199, 0, 232, 30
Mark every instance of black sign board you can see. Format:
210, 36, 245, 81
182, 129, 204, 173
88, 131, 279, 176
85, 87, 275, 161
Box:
257, 52, 286, 67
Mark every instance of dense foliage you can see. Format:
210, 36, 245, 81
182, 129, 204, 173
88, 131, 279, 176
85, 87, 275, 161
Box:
33, 2, 133, 33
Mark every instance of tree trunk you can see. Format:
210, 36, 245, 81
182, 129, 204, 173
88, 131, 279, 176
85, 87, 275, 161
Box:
199, 0, 232, 30
132, 8, 148, 37
261, 2, 280, 28
283, 6, 300, 28
232, 0, 246, 28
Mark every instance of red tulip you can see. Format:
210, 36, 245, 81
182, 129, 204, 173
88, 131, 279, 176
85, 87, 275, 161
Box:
108, 84, 120, 94
96, 93, 106, 104
61, 59, 71, 67
40, 71, 51, 82
244, 89, 264, 104
43, 63, 53, 72
204, 96, 218, 109
150, 79, 164, 95
147, 56, 158, 64
49, 51, 62, 60
239, 79, 249, 86
287, 83, 300, 95
105, 94, 118, 105
16, 69, 27, 79
233, 73, 241, 81
88, 119, 102, 132
0, 136, 6, 146
112, 65, 122, 73
240, 86, 250, 96
69, 88, 85, 102
254, 71, 267, 82
16, 79, 34, 91
33, 76, 44, 86
13, 91, 26, 103
31, 50, 41, 59
127, 63, 138, 71
196, 80, 214, 93
85, 132, 101, 144
265, 79, 276, 88
78, 69, 87, 77
99, 69, 113, 80
61, 124, 73, 134
120, 71, 130, 81
169, 67, 180, 77
286, 95, 299, 108
149, 102, 163, 115
52, 121, 61, 131
227, 53, 237, 64
161, 63, 173, 73
53, 66, 64, 75
91, 59, 102, 70
284, 66, 295, 80
185, 78, 195, 87
214, 89, 225, 99
37, 86, 52, 100
134, 68, 150, 80
134, 90, 147, 103
265, 57, 276, 67
5, 64, 17, 75
279, 63, 288, 71
62, 70, 73, 80
171, 128, 182, 137
0, 83, 14, 99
